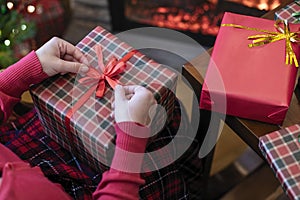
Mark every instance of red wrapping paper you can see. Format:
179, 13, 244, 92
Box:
200, 12, 300, 124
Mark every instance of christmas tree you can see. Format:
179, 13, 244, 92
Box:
0, 0, 36, 69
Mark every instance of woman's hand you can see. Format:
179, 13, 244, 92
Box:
36, 37, 89, 76
113, 85, 156, 126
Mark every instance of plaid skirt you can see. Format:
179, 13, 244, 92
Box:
0, 100, 202, 200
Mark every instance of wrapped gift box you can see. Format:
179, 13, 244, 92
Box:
30, 26, 178, 172
275, 1, 300, 24
200, 12, 300, 124
259, 124, 300, 200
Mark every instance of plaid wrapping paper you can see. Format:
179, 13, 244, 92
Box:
0, 99, 193, 199
30, 26, 178, 172
275, 1, 300, 24
259, 125, 300, 200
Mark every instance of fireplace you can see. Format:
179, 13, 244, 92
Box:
108, 0, 283, 46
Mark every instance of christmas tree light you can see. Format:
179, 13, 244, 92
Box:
0, 0, 36, 69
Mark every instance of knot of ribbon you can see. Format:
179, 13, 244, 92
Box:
65, 45, 137, 137
221, 20, 300, 67
79, 45, 137, 98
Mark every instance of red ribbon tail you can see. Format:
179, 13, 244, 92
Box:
109, 61, 127, 76
120, 50, 138, 63
105, 76, 120, 90
96, 79, 106, 98
65, 84, 98, 139
95, 45, 105, 72
105, 58, 119, 74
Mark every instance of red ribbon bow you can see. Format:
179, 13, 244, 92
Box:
79, 45, 136, 98
65, 45, 136, 137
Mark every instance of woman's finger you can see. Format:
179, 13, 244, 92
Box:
59, 38, 89, 65
58, 60, 89, 74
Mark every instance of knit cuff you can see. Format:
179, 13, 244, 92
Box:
0, 51, 48, 98
114, 122, 150, 153
110, 122, 150, 173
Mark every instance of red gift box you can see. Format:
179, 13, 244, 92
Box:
30, 26, 178, 172
200, 12, 300, 124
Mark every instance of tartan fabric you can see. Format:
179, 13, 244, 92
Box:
259, 124, 300, 200
30, 26, 178, 172
275, 1, 300, 24
0, 99, 198, 199
0, 109, 97, 200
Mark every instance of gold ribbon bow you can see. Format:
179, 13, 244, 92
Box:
221, 20, 300, 67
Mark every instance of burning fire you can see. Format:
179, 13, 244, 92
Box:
126, 1, 222, 35
227, 0, 281, 10
126, 0, 284, 36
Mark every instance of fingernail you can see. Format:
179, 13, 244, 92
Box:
80, 65, 89, 73
82, 56, 89, 66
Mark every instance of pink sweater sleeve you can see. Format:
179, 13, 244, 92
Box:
0, 145, 71, 200
0, 51, 48, 122
93, 122, 150, 200
0, 52, 149, 200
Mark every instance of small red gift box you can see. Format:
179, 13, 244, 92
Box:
275, 1, 300, 24
200, 12, 300, 124
30, 26, 178, 172
259, 124, 300, 200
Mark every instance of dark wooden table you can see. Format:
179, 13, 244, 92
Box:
183, 0, 299, 157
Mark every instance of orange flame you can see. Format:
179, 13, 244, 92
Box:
126, 0, 285, 36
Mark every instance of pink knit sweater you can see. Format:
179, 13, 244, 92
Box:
0, 51, 148, 200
